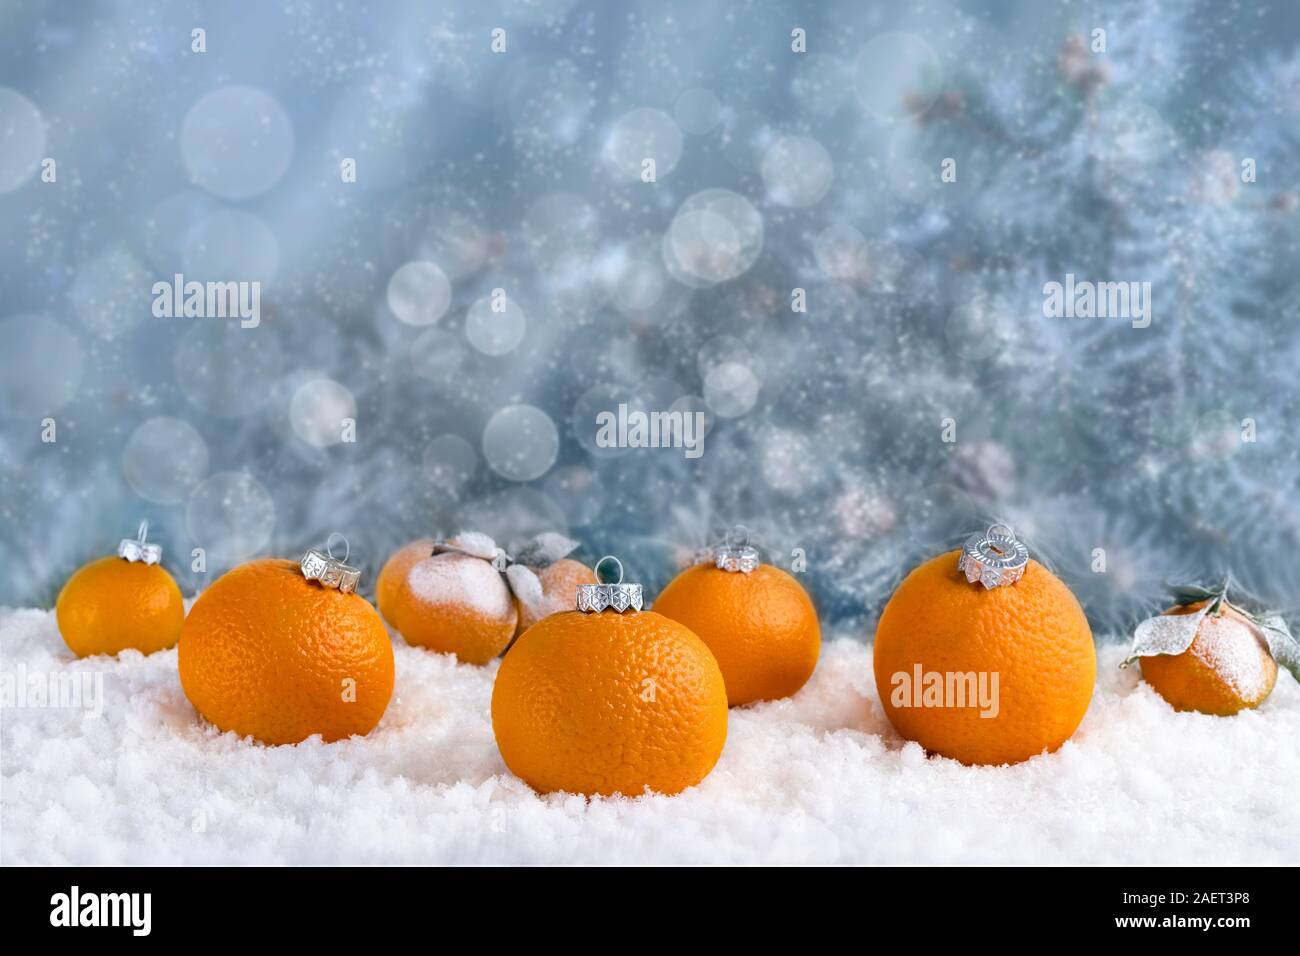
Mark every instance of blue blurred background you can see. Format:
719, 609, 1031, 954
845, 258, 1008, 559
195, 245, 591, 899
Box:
2, 0, 1298, 634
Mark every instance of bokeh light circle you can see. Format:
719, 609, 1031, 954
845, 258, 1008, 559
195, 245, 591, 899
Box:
0, 314, 84, 417
186, 471, 277, 562
181, 86, 294, 200
483, 404, 559, 481
697, 334, 763, 382
409, 327, 471, 386
0, 88, 46, 192
387, 260, 452, 326
944, 290, 1016, 361
465, 294, 526, 355
182, 209, 281, 287
703, 362, 760, 418
138, 190, 218, 274
814, 223, 870, 281
604, 107, 683, 180
122, 417, 210, 504
422, 433, 478, 496
289, 378, 357, 447
613, 259, 665, 313
761, 136, 834, 207
854, 33, 944, 121
664, 189, 764, 287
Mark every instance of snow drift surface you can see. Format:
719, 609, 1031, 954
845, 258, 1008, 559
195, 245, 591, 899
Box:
2, 607, 1297, 865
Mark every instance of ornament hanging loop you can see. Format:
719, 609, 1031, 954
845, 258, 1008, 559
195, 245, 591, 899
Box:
957, 524, 1029, 589
577, 555, 643, 614
118, 520, 163, 565
594, 555, 624, 585
302, 533, 362, 594
326, 532, 351, 564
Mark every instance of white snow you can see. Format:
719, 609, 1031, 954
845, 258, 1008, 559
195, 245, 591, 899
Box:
405, 553, 514, 619
2, 605, 1298, 865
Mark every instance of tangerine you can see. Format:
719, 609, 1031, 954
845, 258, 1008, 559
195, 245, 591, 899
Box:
178, 558, 394, 745
1139, 601, 1277, 716
375, 537, 433, 628
56, 556, 185, 658
872, 550, 1095, 766
387, 550, 517, 664
652, 562, 820, 706
492, 609, 728, 796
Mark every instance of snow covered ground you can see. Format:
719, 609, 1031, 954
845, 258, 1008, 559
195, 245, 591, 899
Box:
2, 605, 1297, 865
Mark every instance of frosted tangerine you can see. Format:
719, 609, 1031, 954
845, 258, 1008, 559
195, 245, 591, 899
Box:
375, 538, 433, 628
1139, 601, 1277, 716
512, 558, 599, 637
389, 550, 517, 664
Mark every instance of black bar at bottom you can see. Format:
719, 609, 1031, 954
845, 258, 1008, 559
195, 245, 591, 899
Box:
3, 865, 1281, 943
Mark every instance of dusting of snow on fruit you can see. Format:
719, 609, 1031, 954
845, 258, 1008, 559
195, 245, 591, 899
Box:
445, 532, 499, 562
1190, 615, 1273, 700
406, 552, 512, 618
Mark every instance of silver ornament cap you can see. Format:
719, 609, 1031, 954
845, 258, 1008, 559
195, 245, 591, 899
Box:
576, 555, 643, 614
957, 524, 1029, 589
713, 525, 761, 574
118, 521, 163, 565
301, 533, 362, 594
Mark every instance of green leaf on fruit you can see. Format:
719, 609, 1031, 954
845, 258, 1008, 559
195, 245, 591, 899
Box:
1122, 601, 1212, 668
511, 532, 580, 568
1250, 613, 1300, 683
440, 531, 500, 561
1165, 582, 1225, 606
504, 563, 543, 607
